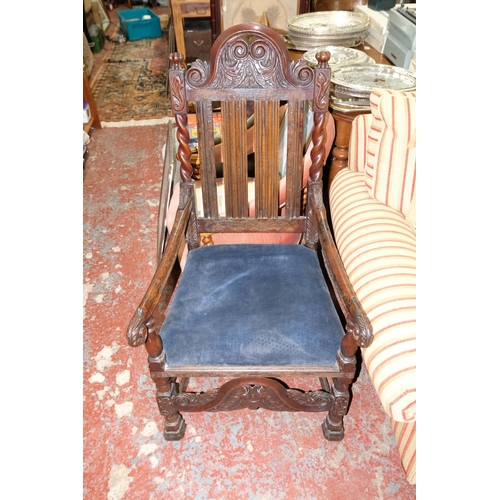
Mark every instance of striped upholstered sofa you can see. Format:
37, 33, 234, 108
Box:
329, 89, 416, 484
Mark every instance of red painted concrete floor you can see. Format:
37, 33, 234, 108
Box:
83, 124, 417, 499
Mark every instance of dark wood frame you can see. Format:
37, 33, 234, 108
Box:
127, 22, 372, 442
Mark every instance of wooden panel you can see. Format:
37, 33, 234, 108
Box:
196, 101, 218, 218
254, 101, 279, 219
221, 100, 248, 218
197, 217, 306, 233
284, 100, 304, 218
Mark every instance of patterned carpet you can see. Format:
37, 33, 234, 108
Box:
83, 124, 417, 499
92, 34, 171, 123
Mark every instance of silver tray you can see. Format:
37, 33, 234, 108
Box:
303, 46, 372, 68
283, 31, 369, 50
288, 11, 370, 36
331, 64, 417, 92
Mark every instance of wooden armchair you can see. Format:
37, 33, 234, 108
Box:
126, 22, 373, 442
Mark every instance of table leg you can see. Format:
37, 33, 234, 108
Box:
329, 109, 369, 188
329, 117, 352, 188
171, 0, 186, 59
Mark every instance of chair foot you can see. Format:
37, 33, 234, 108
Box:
322, 413, 344, 441
163, 414, 186, 441
157, 386, 187, 441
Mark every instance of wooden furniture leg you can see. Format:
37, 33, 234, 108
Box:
171, 0, 186, 59
83, 69, 101, 132
328, 109, 367, 188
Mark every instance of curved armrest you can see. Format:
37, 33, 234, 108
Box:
127, 183, 194, 349
310, 188, 373, 351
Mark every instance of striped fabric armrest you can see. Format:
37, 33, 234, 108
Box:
329, 169, 416, 423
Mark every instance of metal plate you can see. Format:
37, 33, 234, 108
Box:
303, 46, 371, 68
331, 64, 417, 92
288, 11, 370, 36
283, 30, 369, 50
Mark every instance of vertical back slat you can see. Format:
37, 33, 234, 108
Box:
285, 100, 305, 218
197, 101, 218, 218
254, 100, 279, 218
221, 100, 248, 218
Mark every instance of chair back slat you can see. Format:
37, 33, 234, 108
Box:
196, 100, 218, 218
221, 100, 249, 218
284, 100, 305, 218
254, 100, 280, 219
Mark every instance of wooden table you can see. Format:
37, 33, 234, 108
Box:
171, 0, 211, 61
328, 44, 392, 186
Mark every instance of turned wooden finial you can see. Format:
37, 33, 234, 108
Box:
316, 51, 331, 69
170, 52, 184, 69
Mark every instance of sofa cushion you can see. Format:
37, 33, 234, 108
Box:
330, 169, 416, 422
365, 90, 416, 214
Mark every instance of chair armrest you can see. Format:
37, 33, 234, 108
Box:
310, 185, 373, 350
126, 182, 194, 351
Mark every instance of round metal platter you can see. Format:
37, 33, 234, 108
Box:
331, 64, 417, 92
288, 11, 370, 36
284, 30, 369, 50
303, 46, 371, 67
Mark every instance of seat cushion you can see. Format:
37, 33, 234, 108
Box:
160, 244, 344, 367
330, 169, 416, 422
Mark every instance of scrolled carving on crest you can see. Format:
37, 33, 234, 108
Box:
289, 59, 314, 87
186, 59, 210, 87
187, 32, 314, 90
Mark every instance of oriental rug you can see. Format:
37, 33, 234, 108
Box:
91, 34, 172, 124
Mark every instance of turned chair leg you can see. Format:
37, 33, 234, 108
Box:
322, 382, 350, 441
148, 351, 186, 441
157, 381, 186, 441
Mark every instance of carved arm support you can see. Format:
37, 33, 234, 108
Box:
309, 181, 373, 352
126, 182, 194, 352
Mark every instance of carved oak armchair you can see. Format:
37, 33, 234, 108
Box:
127, 23, 372, 442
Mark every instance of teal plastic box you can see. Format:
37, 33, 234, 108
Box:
118, 8, 162, 41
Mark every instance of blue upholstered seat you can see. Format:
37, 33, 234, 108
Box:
159, 244, 344, 367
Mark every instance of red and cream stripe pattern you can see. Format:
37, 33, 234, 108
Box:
391, 419, 416, 485
329, 169, 416, 423
364, 90, 416, 214
347, 114, 372, 173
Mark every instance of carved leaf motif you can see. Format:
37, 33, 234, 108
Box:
186, 35, 313, 90
126, 308, 147, 347
170, 74, 185, 113
171, 385, 334, 412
